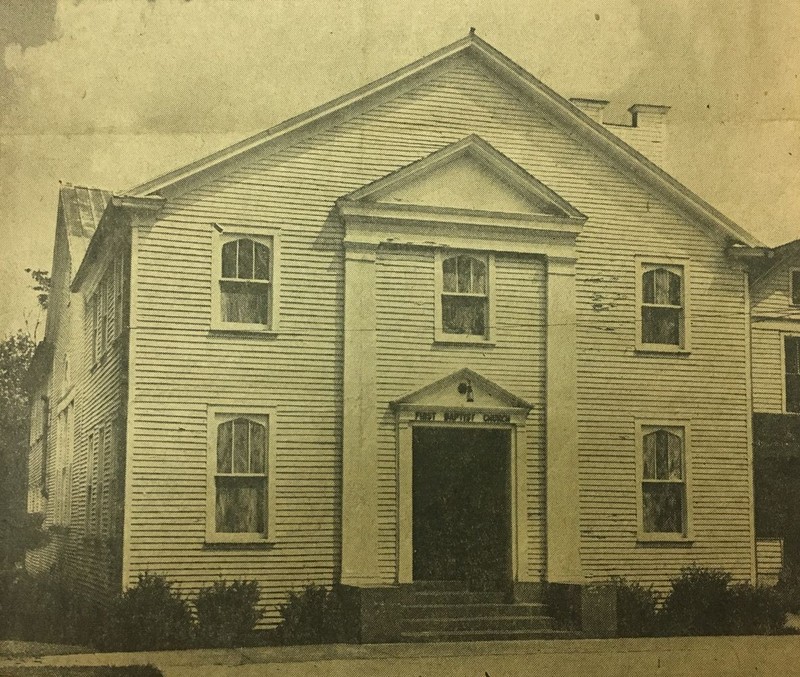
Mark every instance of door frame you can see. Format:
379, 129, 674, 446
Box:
410, 424, 513, 585
395, 405, 531, 584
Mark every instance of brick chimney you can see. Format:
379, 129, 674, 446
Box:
569, 98, 609, 124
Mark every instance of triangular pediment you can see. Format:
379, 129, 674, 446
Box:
343, 135, 583, 220
390, 368, 533, 411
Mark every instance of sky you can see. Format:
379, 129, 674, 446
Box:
1, 0, 799, 337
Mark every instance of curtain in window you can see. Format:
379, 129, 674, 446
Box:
642, 268, 682, 345
215, 418, 267, 534
642, 429, 684, 534
442, 255, 487, 336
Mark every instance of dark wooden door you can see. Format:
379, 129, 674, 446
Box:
412, 427, 511, 590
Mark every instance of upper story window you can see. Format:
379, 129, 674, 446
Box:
212, 229, 279, 332
639, 424, 689, 539
790, 270, 800, 306
636, 260, 689, 352
785, 336, 800, 413
207, 408, 276, 543
435, 252, 495, 343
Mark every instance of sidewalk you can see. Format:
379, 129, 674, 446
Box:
3, 636, 800, 677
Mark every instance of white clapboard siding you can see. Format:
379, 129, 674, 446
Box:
756, 538, 783, 586
125, 58, 754, 623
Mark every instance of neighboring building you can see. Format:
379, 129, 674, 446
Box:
26, 33, 789, 639
750, 241, 800, 581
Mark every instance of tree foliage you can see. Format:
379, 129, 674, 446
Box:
0, 330, 41, 572
24, 268, 51, 310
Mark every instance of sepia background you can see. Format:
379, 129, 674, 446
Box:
1, 0, 798, 337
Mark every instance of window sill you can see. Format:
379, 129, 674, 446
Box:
635, 345, 691, 356
637, 534, 694, 545
204, 538, 275, 550
209, 327, 278, 338
434, 335, 495, 348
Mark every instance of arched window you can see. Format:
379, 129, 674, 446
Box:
641, 264, 684, 347
213, 416, 268, 535
641, 427, 686, 535
441, 254, 488, 337
219, 237, 271, 326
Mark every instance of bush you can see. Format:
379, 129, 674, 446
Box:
1, 565, 84, 643
775, 564, 800, 615
276, 584, 357, 644
660, 566, 732, 636
613, 577, 660, 637
99, 573, 194, 651
195, 580, 262, 647
728, 583, 787, 635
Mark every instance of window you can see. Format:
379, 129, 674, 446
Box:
86, 430, 97, 533
435, 252, 494, 342
637, 260, 689, 351
639, 424, 689, 538
53, 402, 74, 527
791, 270, 800, 306
785, 336, 800, 413
213, 233, 275, 329
207, 408, 275, 542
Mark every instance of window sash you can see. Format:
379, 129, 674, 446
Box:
785, 337, 800, 412
640, 425, 686, 535
220, 280, 271, 325
213, 416, 268, 536
792, 271, 800, 306
639, 264, 685, 348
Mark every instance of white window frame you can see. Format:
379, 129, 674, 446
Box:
635, 257, 691, 353
53, 399, 74, 527
434, 250, 496, 344
635, 420, 693, 542
206, 405, 277, 544
789, 268, 800, 307
211, 225, 281, 333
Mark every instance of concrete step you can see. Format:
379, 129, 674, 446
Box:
401, 590, 507, 605
406, 580, 465, 591
401, 602, 547, 619
401, 628, 579, 642
403, 614, 555, 633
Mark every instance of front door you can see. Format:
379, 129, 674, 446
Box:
412, 426, 511, 590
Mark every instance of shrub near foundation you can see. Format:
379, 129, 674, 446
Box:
99, 573, 194, 651
194, 580, 263, 647
612, 578, 660, 638
276, 584, 358, 644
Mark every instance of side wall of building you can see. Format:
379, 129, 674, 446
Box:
26, 219, 130, 603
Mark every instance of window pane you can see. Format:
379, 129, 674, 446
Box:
250, 421, 266, 474
667, 432, 683, 480
217, 421, 233, 473
786, 337, 800, 375
457, 256, 472, 293
642, 307, 680, 345
442, 296, 486, 335
643, 432, 656, 479
643, 484, 683, 533
793, 272, 800, 305
222, 241, 238, 278
221, 282, 269, 324
643, 268, 681, 306
215, 477, 265, 533
443, 257, 457, 293
254, 243, 270, 281
238, 239, 254, 279
655, 430, 669, 480
472, 259, 486, 294
232, 418, 249, 474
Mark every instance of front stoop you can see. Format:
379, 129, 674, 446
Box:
399, 581, 576, 642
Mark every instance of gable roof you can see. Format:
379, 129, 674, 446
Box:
124, 32, 763, 249
59, 184, 113, 268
